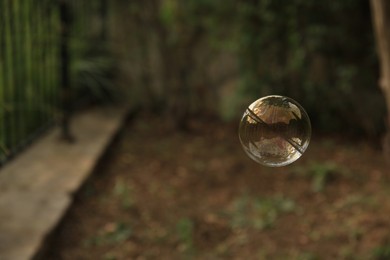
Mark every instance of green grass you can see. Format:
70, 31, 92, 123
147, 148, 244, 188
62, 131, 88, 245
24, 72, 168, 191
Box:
229, 193, 296, 230
372, 244, 390, 260
294, 161, 346, 192
112, 177, 134, 210
176, 217, 196, 257
84, 222, 132, 247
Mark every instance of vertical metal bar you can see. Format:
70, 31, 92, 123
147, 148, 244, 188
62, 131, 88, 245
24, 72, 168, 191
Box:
37, 0, 44, 129
9, 0, 16, 150
24, 0, 33, 136
52, 2, 60, 122
80, 0, 85, 38
59, 0, 74, 142
2, 0, 9, 158
51, 0, 58, 125
0, 0, 6, 163
0, 0, 67, 166
4, 0, 15, 153
45, 0, 53, 126
33, 0, 41, 132
43, 0, 50, 125
48, 0, 54, 121
39, 0, 46, 126
13, 0, 24, 149
100, 0, 108, 41
31, 0, 39, 134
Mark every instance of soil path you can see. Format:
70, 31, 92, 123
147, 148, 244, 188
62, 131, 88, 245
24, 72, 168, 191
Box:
43, 116, 389, 260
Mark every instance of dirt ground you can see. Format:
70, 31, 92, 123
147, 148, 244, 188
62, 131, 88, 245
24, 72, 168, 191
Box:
42, 115, 390, 260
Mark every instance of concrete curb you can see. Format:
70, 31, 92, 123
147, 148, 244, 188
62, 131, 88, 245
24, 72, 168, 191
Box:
0, 107, 129, 260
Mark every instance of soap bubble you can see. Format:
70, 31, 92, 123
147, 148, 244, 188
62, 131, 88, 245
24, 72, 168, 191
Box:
239, 95, 311, 167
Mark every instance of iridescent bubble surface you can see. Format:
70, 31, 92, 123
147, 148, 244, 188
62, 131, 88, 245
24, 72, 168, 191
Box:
239, 95, 311, 167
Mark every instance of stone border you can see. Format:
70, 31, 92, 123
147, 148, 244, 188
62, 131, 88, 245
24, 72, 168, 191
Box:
0, 107, 130, 260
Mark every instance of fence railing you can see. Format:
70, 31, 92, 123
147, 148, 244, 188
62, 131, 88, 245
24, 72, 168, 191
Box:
0, 0, 108, 166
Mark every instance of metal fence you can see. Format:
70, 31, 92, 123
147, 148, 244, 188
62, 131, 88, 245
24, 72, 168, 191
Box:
0, 0, 108, 166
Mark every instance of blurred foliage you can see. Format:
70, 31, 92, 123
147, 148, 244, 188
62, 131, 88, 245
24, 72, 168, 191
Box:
176, 217, 196, 256
115, 0, 386, 137
229, 194, 296, 230
294, 161, 344, 192
112, 177, 134, 209
84, 222, 132, 246
70, 0, 119, 105
0, 0, 60, 163
0, 0, 117, 164
373, 242, 390, 260
71, 42, 118, 104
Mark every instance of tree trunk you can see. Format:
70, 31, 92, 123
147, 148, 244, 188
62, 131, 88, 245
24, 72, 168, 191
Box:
370, 0, 390, 158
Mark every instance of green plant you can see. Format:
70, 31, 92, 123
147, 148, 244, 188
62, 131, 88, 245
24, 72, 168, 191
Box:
339, 246, 356, 260
70, 0, 118, 104
84, 222, 132, 246
296, 162, 343, 192
113, 178, 134, 210
372, 244, 390, 260
296, 252, 319, 260
176, 217, 195, 256
71, 42, 118, 104
103, 254, 117, 260
230, 194, 296, 230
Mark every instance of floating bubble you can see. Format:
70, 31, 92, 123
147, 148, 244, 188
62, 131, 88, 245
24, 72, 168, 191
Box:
239, 95, 311, 167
